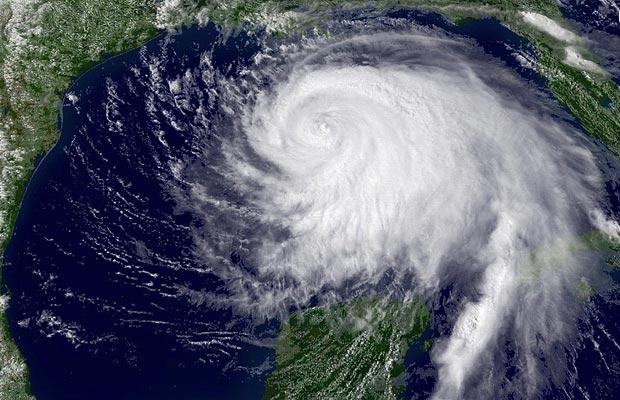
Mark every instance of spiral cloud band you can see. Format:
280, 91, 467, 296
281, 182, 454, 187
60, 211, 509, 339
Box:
202, 31, 618, 398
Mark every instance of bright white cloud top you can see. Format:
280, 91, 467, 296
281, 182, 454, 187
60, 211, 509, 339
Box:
198, 32, 620, 398
520, 11, 607, 75
520, 11, 579, 43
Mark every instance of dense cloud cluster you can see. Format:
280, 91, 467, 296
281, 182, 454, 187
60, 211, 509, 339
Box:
210, 31, 619, 398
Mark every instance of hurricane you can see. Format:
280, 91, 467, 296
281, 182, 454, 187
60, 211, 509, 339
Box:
5, 8, 620, 400
209, 31, 618, 398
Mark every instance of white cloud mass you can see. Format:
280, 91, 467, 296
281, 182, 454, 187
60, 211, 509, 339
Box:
188, 32, 618, 398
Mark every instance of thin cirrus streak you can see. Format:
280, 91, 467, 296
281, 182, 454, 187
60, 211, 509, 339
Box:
204, 32, 619, 397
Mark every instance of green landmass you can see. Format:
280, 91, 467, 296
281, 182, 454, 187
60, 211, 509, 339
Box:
575, 277, 594, 301
1, 0, 619, 397
263, 297, 429, 400
522, 230, 620, 302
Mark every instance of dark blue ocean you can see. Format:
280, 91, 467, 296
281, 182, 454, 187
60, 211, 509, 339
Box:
3, 23, 275, 400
